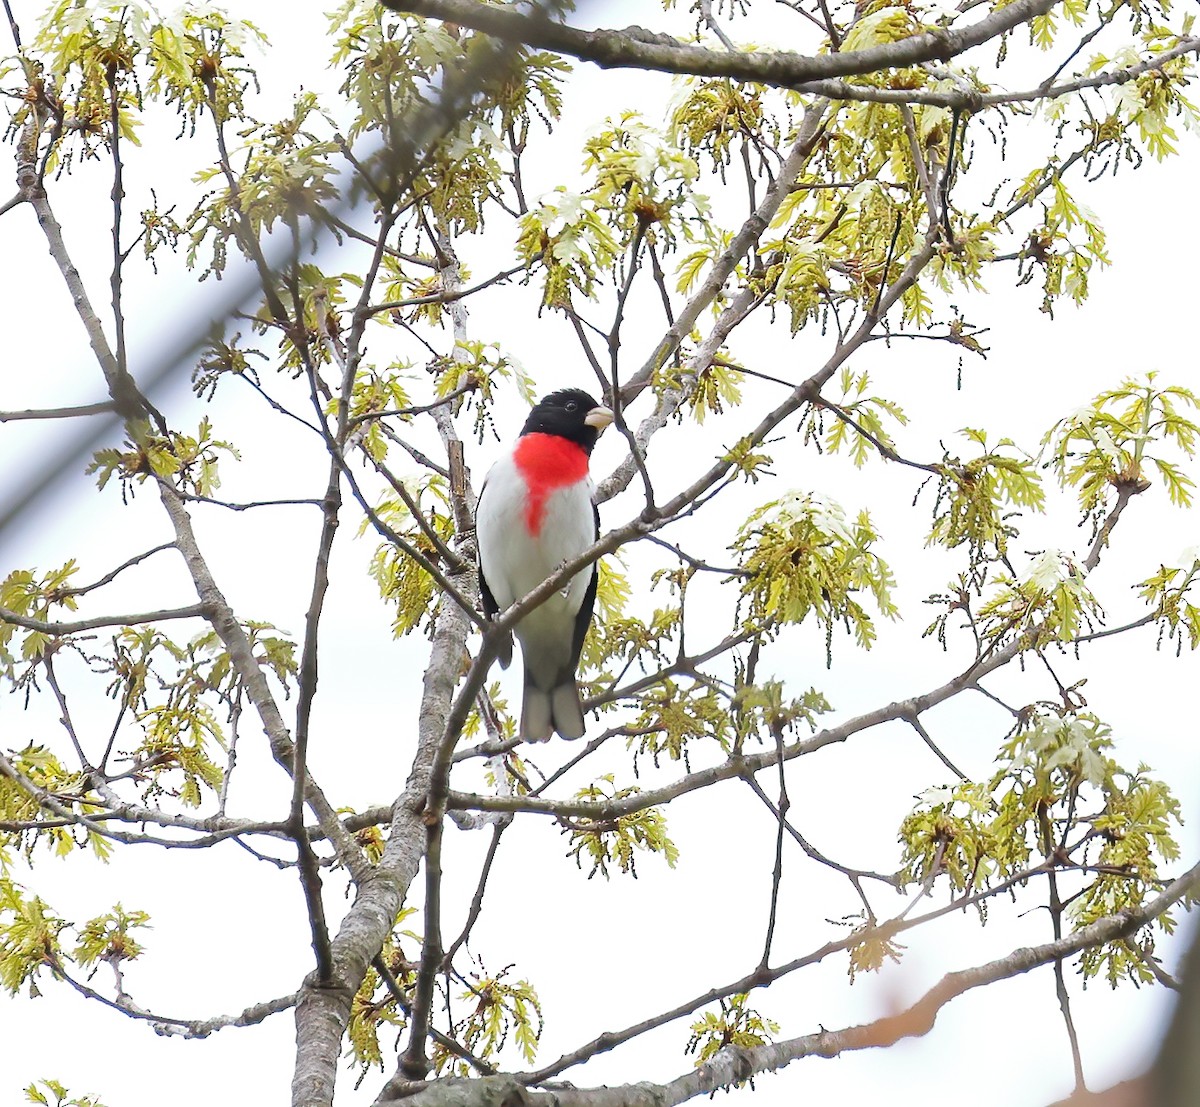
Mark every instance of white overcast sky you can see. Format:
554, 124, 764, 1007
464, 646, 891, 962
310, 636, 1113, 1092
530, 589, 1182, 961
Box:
1, 1, 1197, 1105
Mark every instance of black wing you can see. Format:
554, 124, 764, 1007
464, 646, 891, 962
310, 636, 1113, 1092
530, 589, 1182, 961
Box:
476, 477, 512, 668
476, 476, 500, 620
478, 564, 501, 621
569, 501, 601, 672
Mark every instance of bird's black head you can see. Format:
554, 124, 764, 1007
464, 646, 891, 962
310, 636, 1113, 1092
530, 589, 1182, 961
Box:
520, 389, 614, 454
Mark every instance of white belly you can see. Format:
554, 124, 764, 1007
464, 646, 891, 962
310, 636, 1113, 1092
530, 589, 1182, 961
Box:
477, 454, 596, 618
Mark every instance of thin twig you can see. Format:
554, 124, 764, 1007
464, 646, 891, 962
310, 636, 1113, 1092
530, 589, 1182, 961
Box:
0, 603, 208, 636
441, 821, 508, 969
372, 954, 496, 1075
758, 723, 790, 970
0, 400, 117, 422
56, 542, 176, 598
906, 714, 968, 780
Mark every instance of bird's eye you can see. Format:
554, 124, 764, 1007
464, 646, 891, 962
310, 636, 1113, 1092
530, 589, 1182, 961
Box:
565, 401, 578, 412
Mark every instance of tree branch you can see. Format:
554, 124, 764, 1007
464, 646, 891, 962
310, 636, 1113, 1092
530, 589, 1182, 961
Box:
0, 400, 117, 422
379, 859, 1200, 1106
384, 0, 1059, 88
0, 603, 208, 636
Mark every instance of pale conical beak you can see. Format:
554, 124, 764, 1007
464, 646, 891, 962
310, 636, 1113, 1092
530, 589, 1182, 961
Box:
585, 405, 614, 432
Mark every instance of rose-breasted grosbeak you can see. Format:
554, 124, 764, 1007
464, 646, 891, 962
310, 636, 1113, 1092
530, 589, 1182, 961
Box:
475, 389, 614, 740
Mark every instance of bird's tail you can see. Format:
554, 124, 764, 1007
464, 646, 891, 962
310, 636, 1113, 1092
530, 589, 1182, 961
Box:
521, 673, 585, 741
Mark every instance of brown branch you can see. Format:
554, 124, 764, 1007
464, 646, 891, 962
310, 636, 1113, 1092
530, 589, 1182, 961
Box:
380, 859, 1200, 1106
0, 603, 208, 636
444, 556, 1140, 825
345, 382, 477, 429
813, 395, 944, 476
0, 748, 289, 850
371, 954, 496, 1076
1083, 481, 1142, 572
363, 259, 529, 317
759, 723, 790, 970
906, 714, 968, 780
399, 801, 444, 1079
390, 19, 1196, 110
26, 191, 162, 430
289, 460, 341, 989
106, 62, 129, 389
605, 223, 657, 512
366, 453, 468, 573
156, 481, 370, 883
900, 103, 941, 229
55, 542, 176, 598
55, 963, 295, 1038
384, 0, 1059, 88
599, 101, 829, 489
0, 400, 117, 422
179, 494, 326, 511
742, 775, 900, 890
400, 223, 482, 1081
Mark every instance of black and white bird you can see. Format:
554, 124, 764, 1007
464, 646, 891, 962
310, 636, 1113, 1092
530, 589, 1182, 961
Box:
475, 389, 614, 740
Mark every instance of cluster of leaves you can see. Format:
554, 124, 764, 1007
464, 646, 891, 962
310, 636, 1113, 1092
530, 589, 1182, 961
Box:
686, 992, 779, 1077
189, 94, 340, 280
346, 910, 420, 1082
578, 592, 681, 695
1054, 13, 1200, 173
73, 903, 150, 970
452, 964, 543, 1073
670, 76, 778, 175
733, 492, 898, 655
0, 745, 108, 863
1003, 12, 1200, 307
88, 418, 239, 500
329, 3, 569, 235
334, 365, 415, 461
518, 112, 708, 310
575, 560, 643, 679
677, 3, 1198, 341
428, 341, 536, 443
1013, 171, 1110, 313
899, 707, 1181, 983
681, 362, 745, 425
25, 1079, 107, 1107
0, 561, 81, 668
898, 779, 1004, 900
973, 548, 1103, 648
2, 2, 264, 174
102, 623, 294, 807
457, 682, 517, 748
1, 877, 149, 1000
730, 680, 832, 752
1138, 551, 1200, 653
1043, 373, 1199, 526
0, 878, 65, 994
847, 927, 907, 982
815, 369, 908, 468
919, 374, 1197, 651
582, 112, 710, 248
744, 77, 983, 332
250, 264, 358, 376
927, 429, 1045, 563
366, 477, 455, 638
9, 618, 290, 826
627, 679, 729, 770
563, 776, 680, 879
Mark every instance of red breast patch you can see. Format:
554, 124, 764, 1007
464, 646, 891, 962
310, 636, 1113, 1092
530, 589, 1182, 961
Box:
513, 433, 589, 535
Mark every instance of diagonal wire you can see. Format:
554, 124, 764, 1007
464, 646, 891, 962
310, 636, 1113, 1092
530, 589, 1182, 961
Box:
0, 1, 574, 546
